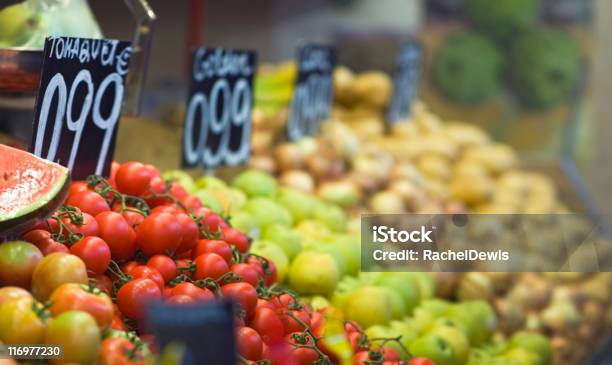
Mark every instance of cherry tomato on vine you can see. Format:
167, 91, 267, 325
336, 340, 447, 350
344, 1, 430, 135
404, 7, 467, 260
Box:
222, 227, 249, 253
122, 210, 146, 228
95, 211, 137, 260
237, 326, 263, 361
130, 266, 165, 291
66, 190, 110, 217
175, 259, 195, 277
169, 182, 188, 201
192, 239, 232, 264
249, 307, 285, 343
169, 282, 214, 302
111, 314, 127, 331
280, 310, 311, 334
116, 278, 161, 320
286, 332, 318, 365
115, 161, 152, 196
68, 181, 90, 196
147, 255, 177, 283
220, 282, 257, 317
61, 212, 99, 238
145, 176, 169, 207
166, 295, 196, 305
136, 213, 183, 256
69, 236, 111, 275
49, 283, 114, 329
180, 195, 202, 211
230, 263, 259, 287
93, 274, 113, 295
100, 336, 146, 365
174, 213, 199, 254
152, 205, 181, 215
409, 358, 437, 365
193, 253, 229, 281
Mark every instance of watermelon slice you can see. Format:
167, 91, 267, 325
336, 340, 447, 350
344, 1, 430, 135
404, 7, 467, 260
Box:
0, 144, 71, 236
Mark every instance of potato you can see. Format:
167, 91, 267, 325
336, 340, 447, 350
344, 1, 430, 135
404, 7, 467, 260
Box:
462, 144, 519, 175
443, 122, 490, 148
417, 152, 451, 181
351, 71, 392, 108
369, 190, 405, 213
333, 66, 356, 105
450, 169, 495, 205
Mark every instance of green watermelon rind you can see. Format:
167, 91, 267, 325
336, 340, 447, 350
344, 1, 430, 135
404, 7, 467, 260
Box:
0, 158, 71, 237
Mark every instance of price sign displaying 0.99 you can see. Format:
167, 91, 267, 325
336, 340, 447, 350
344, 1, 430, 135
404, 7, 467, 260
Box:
30, 36, 132, 179
287, 44, 336, 141
182, 48, 256, 169
387, 41, 422, 123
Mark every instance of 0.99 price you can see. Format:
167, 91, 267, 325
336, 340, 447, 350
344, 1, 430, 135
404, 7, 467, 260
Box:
183, 77, 252, 168
287, 73, 332, 141
34, 70, 123, 174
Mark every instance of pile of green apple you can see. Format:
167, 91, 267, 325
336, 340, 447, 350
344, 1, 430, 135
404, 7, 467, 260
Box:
163, 169, 362, 295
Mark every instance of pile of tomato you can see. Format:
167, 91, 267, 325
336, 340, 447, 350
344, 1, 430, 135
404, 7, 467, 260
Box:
0, 161, 437, 365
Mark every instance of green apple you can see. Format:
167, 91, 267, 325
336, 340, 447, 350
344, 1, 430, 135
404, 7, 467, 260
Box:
408, 334, 455, 365
313, 203, 347, 232
331, 276, 361, 311
346, 286, 393, 328
229, 210, 260, 239
250, 240, 289, 281
308, 295, 331, 311
195, 175, 227, 190
208, 187, 247, 215
328, 234, 360, 276
411, 272, 435, 300
427, 322, 470, 365
0, 3, 41, 46
446, 301, 496, 347
274, 187, 319, 222
375, 274, 420, 315
382, 287, 406, 320
262, 224, 302, 260
501, 347, 540, 365
294, 220, 331, 242
232, 170, 278, 197
288, 251, 340, 295
508, 332, 552, 365
162, 170, 195, 193
193, 189, 223, 214
389, 320, 418, 351
302, 240, 347, 276
243, 198, 293, 228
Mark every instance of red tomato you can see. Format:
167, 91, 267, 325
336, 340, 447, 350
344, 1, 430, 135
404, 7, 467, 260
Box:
39, 241, 69, 255
348, 332, 367, 352
174, 213, 199, 254
221, 282, 257, 317
287, 332, 318, 365
110, 314, 127, 331
409, 358, 436, 365
122, 210, 145, 228
310, 311, 324, 330
222, 227, 249, 253
191, 239, 232, 264
135, 213, 183, 256
162, 286, 174, 299
66, 190, 110, 217
175, 259, 195, 276
130, 266, 165, 291
145, 176, 169, 207
152, 205, 181, 215
169, 182, 188, 200
61, 212, 99, 237
345, 320, 363, 334
280, 310, 311, 334
100, 336, 146, 365
255, 299, 276, 312
22, 229, 55, 248
200, 212, 223, 235
115, 161, 152, 196
170, 282, 214, 302
69, 236, 111, 275
121, 261, 139, 275
247, 256, 277, 285
68, 181, 90, 196
117, 278, 161, 320
262, 340, 298, 365
249, 308, 285, 345
147, 255, 177, 283
230, 263, 259, 286
193, 253, 229, 280
354, 351, 371, 365
166, 295, 196, 305
237, 326, 263, 361
180, 195, 202, 211
95, 211, 137, 260
383, 347, 399, 361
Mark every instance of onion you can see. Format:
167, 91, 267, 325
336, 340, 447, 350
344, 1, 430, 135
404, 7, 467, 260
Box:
251, 131, 274, 155
280, 170, 315, 194
248, 155, 276, 174
368, 190, 405, 214
274, 143, 305, 172
388, 179, 427, 212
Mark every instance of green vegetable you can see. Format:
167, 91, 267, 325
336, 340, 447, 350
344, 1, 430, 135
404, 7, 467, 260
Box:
466, 0, 538, 41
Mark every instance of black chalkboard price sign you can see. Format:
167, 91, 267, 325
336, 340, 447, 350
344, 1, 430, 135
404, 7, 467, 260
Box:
387, 41, 422, 123
182, 48, 256, 169
287, 44, 336, 141
30, 36, 132, 180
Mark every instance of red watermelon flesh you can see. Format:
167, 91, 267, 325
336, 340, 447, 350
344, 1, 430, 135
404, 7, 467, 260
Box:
0, 144, 70, 235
